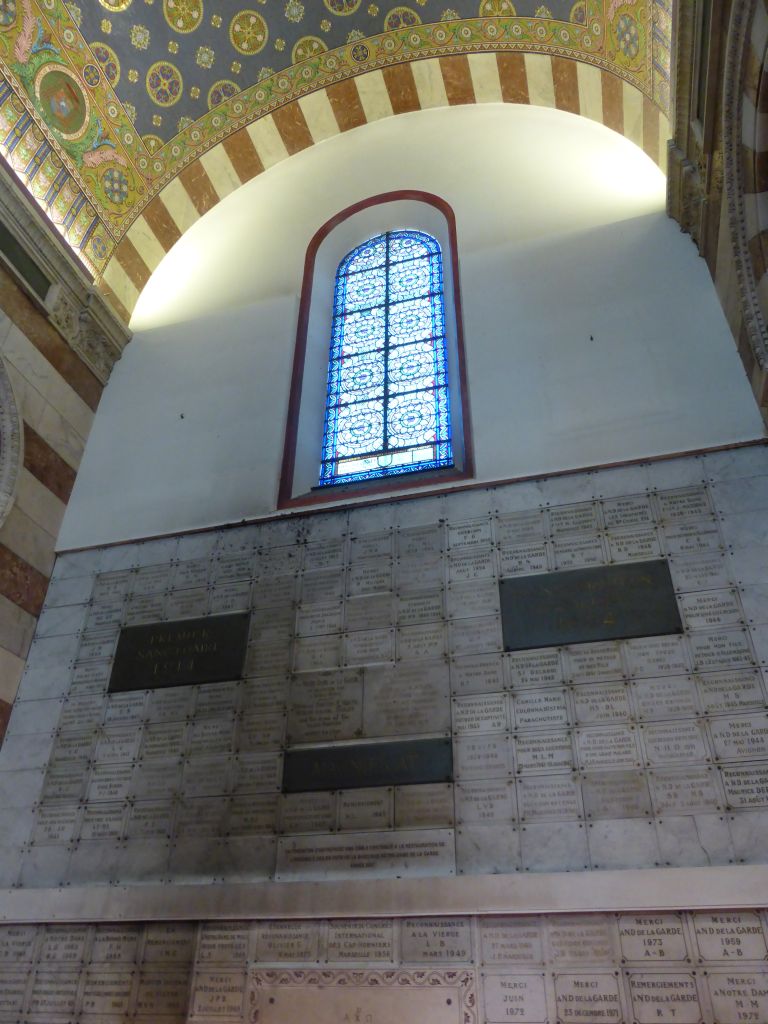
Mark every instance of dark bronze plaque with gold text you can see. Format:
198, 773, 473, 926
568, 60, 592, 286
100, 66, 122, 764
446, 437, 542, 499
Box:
108, 612, 250, 693
500, 560, 682, 651
283, 738, 453, 793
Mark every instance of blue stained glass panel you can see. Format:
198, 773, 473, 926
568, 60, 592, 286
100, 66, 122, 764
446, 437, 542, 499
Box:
320, 229, 453, 486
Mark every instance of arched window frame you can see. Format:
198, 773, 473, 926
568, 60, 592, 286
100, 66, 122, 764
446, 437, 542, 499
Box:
278, 192, 473, 509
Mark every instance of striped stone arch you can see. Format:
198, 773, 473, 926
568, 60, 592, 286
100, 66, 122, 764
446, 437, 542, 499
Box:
725, 0, 768, 416
98, 53, 671, 324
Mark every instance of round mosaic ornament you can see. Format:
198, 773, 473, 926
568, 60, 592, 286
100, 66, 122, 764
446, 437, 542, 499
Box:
229, 10, 268, 54
35, 65, 90, 139
102, 166, 129, 204
98, 0, 132, 10
324, 0, 361, 14
478, 0, 516, 13
292, 35, 327, 62
384, 6, 420, 29
207, 79, 238, 108
146, 61, 183, 106
91, 42, 120, 86
164, 0, 203, 34
0, 0, 17, 29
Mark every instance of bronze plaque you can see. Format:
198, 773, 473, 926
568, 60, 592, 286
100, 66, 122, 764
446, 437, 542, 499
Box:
500, 560, 681, 651
108, 613, 250, 693
282, 738, 452, 793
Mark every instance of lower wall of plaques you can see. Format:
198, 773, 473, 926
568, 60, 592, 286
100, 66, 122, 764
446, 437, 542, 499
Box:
1, 912, 768, 1023
3, 446, 768, 887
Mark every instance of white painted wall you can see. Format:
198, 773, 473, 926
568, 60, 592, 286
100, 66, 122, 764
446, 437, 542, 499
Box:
60, 104, 765, 548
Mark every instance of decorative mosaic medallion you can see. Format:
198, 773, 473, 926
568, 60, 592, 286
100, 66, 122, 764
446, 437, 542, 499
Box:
384, 5, 420, 28
324, 0, 361, 15
229, 10, 268, 55
207, 79, 239, 108
478, 0, 516, 12
91, 42, 121, 86
292, 35, 328, 62
82, 63, 101, 88
102, 166, 129, 203
98, 0, 132, 10
164, 0, 203, 34
35, 65, 90, 140
142, 133, 163, 153
146, 60, 183, 106
0, 0, 17, 29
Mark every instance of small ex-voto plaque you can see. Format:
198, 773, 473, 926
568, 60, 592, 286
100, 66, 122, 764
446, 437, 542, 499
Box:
108, 612, 250, 693
500, 560, 681, 651
282, 738, 452, 793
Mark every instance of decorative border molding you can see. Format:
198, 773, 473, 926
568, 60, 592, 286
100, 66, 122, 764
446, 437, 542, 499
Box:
0, 354, 22, 529
0, 160, 130, 382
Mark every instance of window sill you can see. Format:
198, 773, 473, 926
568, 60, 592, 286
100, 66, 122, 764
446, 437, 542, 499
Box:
277, 464, 473, 510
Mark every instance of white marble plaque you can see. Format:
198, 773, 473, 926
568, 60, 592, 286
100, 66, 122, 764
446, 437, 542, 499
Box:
81, 971, 134, 1015
183, 755, 232, 798
396, 556, 444, 591
245, 642, 292, 677
190, 969, 246, 1016
131, 759, 181, 800
232, 753, 282, 794
33, 803, 80, 844
602, 495, 654, 529
93, 571, 132, 601
577, 725, 639, 769
707, 971, 768, 1024
670, 552, 731, 592
572, 683, 630, 724
0, 968, 28, 1015
39, 925, 89, 963
554, 972, 621, 1021
141, 722, 187, 761
581, 772, 652, 818
515, 731, 573, 772
293, 635, 341, 673
496, 510, 545, 544
187, 715, 234, 756
694, 912, 768, 960
633, 676, 698, 720
657, 486, 711, 521
454, 735, 509, 779
513, 689, 569, 730
448, 545, 495, 582
396, 623, 444, 661
480, 917, 543, 963
249, 969, 473, 1024
252, 574, 296, 609
125, 800, 173, 839
518, 774, 581, 820
27, 971, 80, 1018
147, 687, 193, 721
345, 627, 395, 666
326, 920, 395, 962
663, 518, 721, 555
86, 599, 124, 632
648, 768, 721, 814
90, 925, 140, 962
627, 972, 701, 1023
447, 579, 499, 620
550, 503, 599, 534
276, 830, 455, 880
280, 792, 336, 834
0, 925, 38, 962
398, 525, 444, 558
304, 539, 345, 571
483, 973, 547, 1023
449, 615, 502, 656
346, 594, 394, 631
173, 559, 210, 591
347, 560, 392, 596
241, 675, 288, 710
59, 693, 104, 733
721, 765, 768, 807
134, 970, 190, 1014
350, 531, 392, 562
690, 630, 754, 670
197, 923, 249, 964
680, 589, 743, 630
641, 720, 708, 765
618, 914, 687, 961
499, 541, 549, 576
296, 603, 342, 638
254, 921, 320, 962
70, 659, 111, 692
450, 654, 505, 695
507, 649, 563, 689
300, 571, 341, 606
227, 794, 279, 835
455, 780, 515, 823
401, 917, 471, 961
452, 694, 507, 733
553, 533, 605, 569
697, 669, 765, 714
80, 802, 125, 840
625, 636, 688, 678
607, 526, 662, 562
175, 797, 226, 838
396, 591, 443, 627
338, 787, 393, 831
395, 783, 454, 827
364, 662, 449, 736
566, 643, 623, 683
710, 715, 768, 760
238, 711, 285, 751
166, 587, 208, 620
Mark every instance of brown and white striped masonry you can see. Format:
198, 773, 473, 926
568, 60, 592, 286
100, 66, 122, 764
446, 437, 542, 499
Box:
0, 263, 102, 742
99, 54, 671, 324
725, 0, 768, 418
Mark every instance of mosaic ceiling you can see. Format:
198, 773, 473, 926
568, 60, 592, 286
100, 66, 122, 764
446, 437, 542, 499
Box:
0, 0, 671, 280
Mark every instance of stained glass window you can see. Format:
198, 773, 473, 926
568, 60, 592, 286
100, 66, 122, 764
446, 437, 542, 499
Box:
319, 230, 453, 486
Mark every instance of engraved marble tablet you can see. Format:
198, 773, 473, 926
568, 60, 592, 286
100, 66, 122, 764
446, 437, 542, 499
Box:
109, 613, 250, 693
680, 589, 743, 630
552, 533, 605, 569
633, 676, 698, 719
515, 731, 573, 772
452, 694, 507, 733
507, 649, 563, 688
577, 725, 639, 769
581, 772, 652, 818
518, 774, 581, 820
454, 734, 509, 779
326, 920, 395, 962
249, 969, 473, 1023
282, 738, 453, 792
280, 791, 336, 834
554, 973, 621, 1021
364, 661, 450, 736
480, 917, 544, 963
607, 526, 662, 562
548, 918, 617, 961
721, 765, 768, 807
513, 689, 569, 730
648, 768, 720, 814
657, 486, 711, 520
483, 973, 547, 1023
395, 783, 454, 827
288, 671, 363, 744
401, 918, 471, 961
628, 972, 701, 1023
450, 654, 505, 694
625, 635, 689, 677
254, 921, 320, 961
694, 912, 767, 960
710, 715, 768, 760
618, 915, 687, 961
454, 780, 515, 823
496, 510, 545, 545
602, 495, 654, 529
500, 561, 681, 651
696, 669, 765, 714
641, 720, 708, 765
276, 830, 455, 880
338, 787, 393, 831
499, 540, 549, 576
707, 972, 768, 1024
572, 683, 630, 724
689, 629, 754, 670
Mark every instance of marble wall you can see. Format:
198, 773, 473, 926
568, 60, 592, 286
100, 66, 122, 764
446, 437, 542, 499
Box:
3, 445, 768, 887
1, 911, 768, 1023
